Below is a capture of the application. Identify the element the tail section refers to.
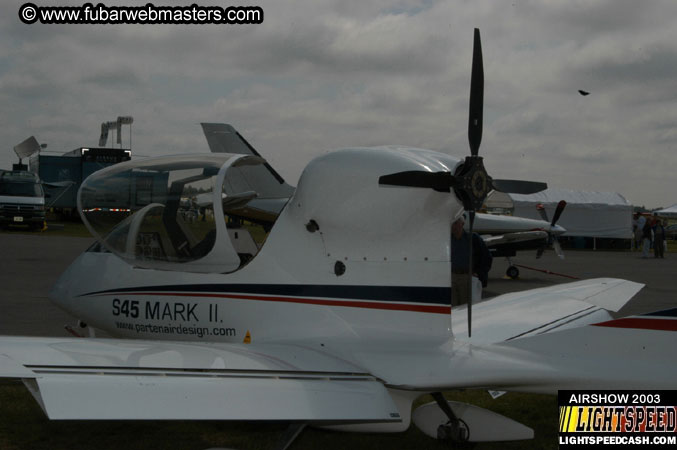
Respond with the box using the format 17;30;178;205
200;123;295;196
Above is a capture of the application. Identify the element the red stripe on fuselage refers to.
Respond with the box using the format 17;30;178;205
593;317;677;332
95;291;452;314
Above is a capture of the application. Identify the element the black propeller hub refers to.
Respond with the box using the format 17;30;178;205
453;156;492;211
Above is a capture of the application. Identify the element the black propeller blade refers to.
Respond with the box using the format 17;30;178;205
466;210;475;335
379;172;547;197
551;200;566;226
536;200;566;229
551;200;567;258
378;171;455;193
468;28;484;157
492;179;547;195
462;28;487;337
535;200;567;259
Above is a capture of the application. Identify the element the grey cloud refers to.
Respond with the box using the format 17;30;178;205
80;68;142;87
1;0;677;207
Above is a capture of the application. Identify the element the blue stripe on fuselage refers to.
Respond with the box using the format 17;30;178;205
81;284;450;305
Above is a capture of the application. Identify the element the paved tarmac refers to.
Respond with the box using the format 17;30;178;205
486;247;677;317
0;232;675;337
0;232;94;336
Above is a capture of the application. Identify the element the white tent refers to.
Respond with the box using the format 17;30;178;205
655;204;677;218
487;189;633;238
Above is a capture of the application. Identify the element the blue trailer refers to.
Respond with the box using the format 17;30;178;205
30;147;131;215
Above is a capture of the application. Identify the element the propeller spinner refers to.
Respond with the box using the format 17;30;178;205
378;28;547;337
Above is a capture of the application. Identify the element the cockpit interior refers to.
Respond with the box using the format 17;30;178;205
79;154;291;273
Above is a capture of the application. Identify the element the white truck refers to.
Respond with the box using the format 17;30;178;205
0;170;45;230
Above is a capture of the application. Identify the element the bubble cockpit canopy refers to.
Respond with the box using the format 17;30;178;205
79;154;290;273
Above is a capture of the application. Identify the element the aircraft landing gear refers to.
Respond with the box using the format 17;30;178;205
505;257;519;279
432;392;470;445
506;265;519;279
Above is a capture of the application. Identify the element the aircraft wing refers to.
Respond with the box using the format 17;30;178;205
453;277;643;344
328;278;676;393
0;337;399;422
347;308;677;394
42;180;75;188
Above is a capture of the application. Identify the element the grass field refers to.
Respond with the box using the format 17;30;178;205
0;381;558;449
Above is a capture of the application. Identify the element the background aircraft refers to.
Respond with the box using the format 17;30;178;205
473;200;567;278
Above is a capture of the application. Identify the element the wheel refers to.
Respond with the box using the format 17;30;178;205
506;265;519;279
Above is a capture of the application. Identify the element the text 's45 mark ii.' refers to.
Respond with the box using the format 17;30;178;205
112;299;200;322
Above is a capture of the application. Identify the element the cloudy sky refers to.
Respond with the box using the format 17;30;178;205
2;0;676;208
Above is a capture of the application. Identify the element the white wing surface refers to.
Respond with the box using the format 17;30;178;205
335;309;677;394
0;337;399;421
452;277;644;344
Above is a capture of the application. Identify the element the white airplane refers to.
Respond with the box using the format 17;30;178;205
1;29;675;449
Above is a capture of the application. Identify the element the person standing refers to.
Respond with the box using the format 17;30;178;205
642;216;653;259
632;213;641;250
653;218;666;259
635;213;646;251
